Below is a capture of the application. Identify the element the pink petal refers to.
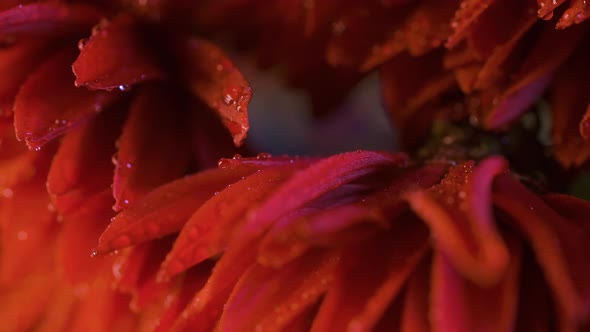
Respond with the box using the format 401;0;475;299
113;85;191;211
237;151;409;239
311;222;429;332
171;35;251;146
0;3;103;39
257;164;445;268
430;233;521;332
160;164;304;280
72;14;166;90
217;250;339;332
95;166;258;255
14;47;119;150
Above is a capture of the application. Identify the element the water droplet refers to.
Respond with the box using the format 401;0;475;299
34;146;41;152
2;188;13;198
112;261;123;279
256;152;272;160
77;38;88;50
17;230;28;241
232;154;242;160
125;162;133;169
119;84;130;91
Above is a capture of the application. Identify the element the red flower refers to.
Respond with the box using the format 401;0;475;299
89;151;589;331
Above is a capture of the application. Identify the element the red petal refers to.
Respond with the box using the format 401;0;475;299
311;222;429;332
171;36;251;146
0;3;103;39
548;40;590;166
0;41;50;117
14;47;119;150
113;85;191;211
95;166;258;254
446;0;494;48
537;0;567;19
47;102;125;216
160;164;303;280
72;14;166;90
0;121;38;188
407;159;509;285
400;258;431;332
556;0;590;29
56;190;116;284
217;250;339;332
581;104;590;140
430;233;521;332
171;239;258;332
493;174;590;321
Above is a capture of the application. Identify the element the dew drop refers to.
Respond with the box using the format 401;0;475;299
232;154;242;160
125;162;133;169
77;38;88;50
2;188;13;198
34;146;41;152
17;230;28;241
119;84;130;91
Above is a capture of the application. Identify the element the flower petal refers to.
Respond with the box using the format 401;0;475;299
400;258;431;332
484;23;588;128
237;151;409;238
113;85;191;211
407;159;510;285
311;222;429;332
0;41;50;117
72;14;166;90
160;164;305;280
14;47;119;150
493;174;590;322
95;166;259;255
47;102;125;216
556;0;590;29
217;250;339;332
171;35;251;146
430;232;521;332
0;3;103;39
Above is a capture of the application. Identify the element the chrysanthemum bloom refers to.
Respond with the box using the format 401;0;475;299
86;150;589;331
1;1;590;332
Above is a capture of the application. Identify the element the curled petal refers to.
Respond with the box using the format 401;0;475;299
493;174;590;322
113;85;191;211
0;3;103;39
14;47;119;150
430;233;521;332
237;151;409;239
172;36;251;146
72;14;166;90
407;159;509;285
95;166;259;255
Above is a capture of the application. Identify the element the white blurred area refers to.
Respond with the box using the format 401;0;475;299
240;60;398;156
